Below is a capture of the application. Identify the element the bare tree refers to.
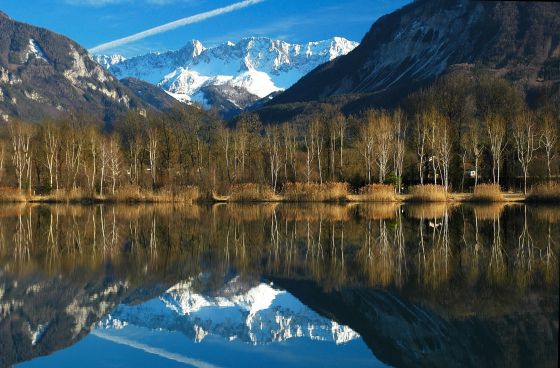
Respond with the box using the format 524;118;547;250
436;114;452;192
373;111;393;183
415;113;429;184
108;135;122;194
99;137;110;196
338;114;346;178
282;123;297;182
42;122;60;191
311;117;325;185
63;123;83;190
464;120;483;187
147;126;159;189
0;140;5;184
513;111;539;194
233;123;249;182
265;125;282;191
359;112;376;184
217;124;231;181
8;121;34;191
393;110;406;193
485;113;507;185
427;109;440;185
303;121;316;183
540;112;558;181
128;133;143;186
326;110;345;181
84;126;99;194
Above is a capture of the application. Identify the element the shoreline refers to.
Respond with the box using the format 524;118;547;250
0;192;555;204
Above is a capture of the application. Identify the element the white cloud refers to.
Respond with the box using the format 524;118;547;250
90;0;265;53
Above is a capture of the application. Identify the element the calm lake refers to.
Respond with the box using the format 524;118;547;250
0;203;558;367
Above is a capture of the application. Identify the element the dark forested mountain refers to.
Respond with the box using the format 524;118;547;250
271;0;560;107
0;11;172;123
119;77;186;112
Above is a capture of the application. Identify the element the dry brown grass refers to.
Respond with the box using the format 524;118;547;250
23;185;201;203
228;183;280;202
0;187;28;202
408;185;447;202
28;188;92;203
469;184;505;202
526;183;560;203
281;182;350;202
351;184;397;202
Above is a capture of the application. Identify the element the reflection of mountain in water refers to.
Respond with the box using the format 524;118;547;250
98;277;359;346
0;204;558;367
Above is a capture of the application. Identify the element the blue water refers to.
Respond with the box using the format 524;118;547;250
19;283;386;368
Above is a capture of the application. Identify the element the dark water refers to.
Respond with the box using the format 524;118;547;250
0;203;557;368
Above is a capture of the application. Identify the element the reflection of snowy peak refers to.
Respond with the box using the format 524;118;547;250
98;278;359;346
95;37;358;111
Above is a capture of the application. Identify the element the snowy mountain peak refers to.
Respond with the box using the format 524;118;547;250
95;54;127;69
96;36;358;113
177;39;206;59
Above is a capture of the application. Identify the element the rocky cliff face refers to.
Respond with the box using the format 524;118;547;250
271;0;560;105
0;12;168;123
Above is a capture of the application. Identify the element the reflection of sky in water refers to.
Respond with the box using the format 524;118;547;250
19;279;386;368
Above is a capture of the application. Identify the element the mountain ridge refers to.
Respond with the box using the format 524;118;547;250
96;36;358;114
0;11;190;123
270;0;560;106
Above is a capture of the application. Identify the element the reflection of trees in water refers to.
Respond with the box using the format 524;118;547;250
543;221;558;285
415;205;451;289
488;215;507;286
0;203;557;292
13;207;32;263
514;207;535;288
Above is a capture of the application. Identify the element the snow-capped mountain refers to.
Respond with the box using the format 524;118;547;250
95;37;358;113
97;277;360;346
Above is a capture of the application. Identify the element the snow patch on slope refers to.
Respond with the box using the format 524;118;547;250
24;39;47;63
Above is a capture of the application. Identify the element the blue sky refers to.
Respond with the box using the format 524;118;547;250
1;0;410;57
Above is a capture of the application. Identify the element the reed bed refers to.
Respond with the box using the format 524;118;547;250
103;185;200;203
281;182;350;202
468;184;505;202
526;183;560;203
228;183;280;202
19;185;202;203
408;185;447;202
0;187;29;202
350;184;397;202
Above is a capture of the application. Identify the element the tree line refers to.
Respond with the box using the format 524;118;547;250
0;72;558;197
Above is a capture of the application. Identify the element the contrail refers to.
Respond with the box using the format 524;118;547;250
92;331;222;368
89;0;265;53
